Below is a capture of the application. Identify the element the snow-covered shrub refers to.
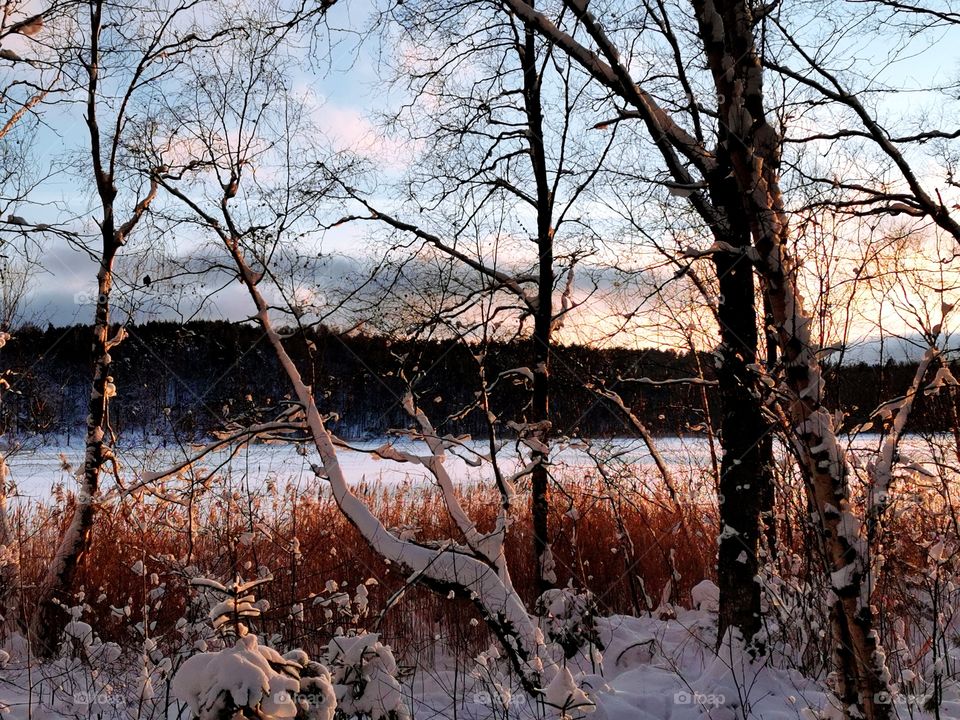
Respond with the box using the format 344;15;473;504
542;666;595;719
690;579;719;612
55;600;123;667
296;656;339;720
536;585;603;659
471;594;599;719
884;534;960;716
195;574;274;639
172;574;337;720
309;578;378;630
325;633;408;720
173;632;336;720
28;600;130;719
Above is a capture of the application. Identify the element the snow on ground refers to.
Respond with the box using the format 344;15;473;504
3;432;954;719
414;608;836;720
0;602;839;720
577;611;829;720
7;600;953;720
5;432;927;503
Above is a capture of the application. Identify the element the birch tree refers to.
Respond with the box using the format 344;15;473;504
25;0;242;655
144;31;556;692
488;0;942;716
0;0;70;143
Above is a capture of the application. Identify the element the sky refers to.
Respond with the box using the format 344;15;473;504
6;0;396;326
4;0;960;358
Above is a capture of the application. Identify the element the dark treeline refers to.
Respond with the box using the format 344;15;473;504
0;321;955;441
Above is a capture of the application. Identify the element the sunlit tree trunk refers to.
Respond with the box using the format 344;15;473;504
28;0;155;654
0;452;17;630
692;0;892;713
29;246;120;654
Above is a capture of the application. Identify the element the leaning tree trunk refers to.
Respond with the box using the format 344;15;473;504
218;237;548;691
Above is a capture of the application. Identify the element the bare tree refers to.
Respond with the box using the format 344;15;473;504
25;0;242;655
473;0;781;658
488;0;940;716
328;0;621;597
145;31;557;691
765;2;960;240
0;0;71;142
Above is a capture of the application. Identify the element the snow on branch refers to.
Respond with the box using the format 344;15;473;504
398;389;507;567
179;214;551;692
616;375;718;387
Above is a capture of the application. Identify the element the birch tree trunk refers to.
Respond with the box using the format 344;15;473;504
690;0;893;713
496;1;893;715
225;242;547;690
0;451;18;631
27;0;155;654
29;249;119;655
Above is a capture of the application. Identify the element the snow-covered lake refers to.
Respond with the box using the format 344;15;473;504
4;435;719;502
4;431;947;503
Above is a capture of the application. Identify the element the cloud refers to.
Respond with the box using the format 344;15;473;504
301;90;415;170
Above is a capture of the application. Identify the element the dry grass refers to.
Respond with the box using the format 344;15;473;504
4;463;718;658
5;443;955;671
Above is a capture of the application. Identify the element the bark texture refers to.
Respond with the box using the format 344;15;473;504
28;0;155;654
498;0;894;715
0;452;18;630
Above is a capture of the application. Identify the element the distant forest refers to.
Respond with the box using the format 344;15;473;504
0;321;955;441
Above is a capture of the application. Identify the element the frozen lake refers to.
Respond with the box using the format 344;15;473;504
3;431;947;503
3;435;719;502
